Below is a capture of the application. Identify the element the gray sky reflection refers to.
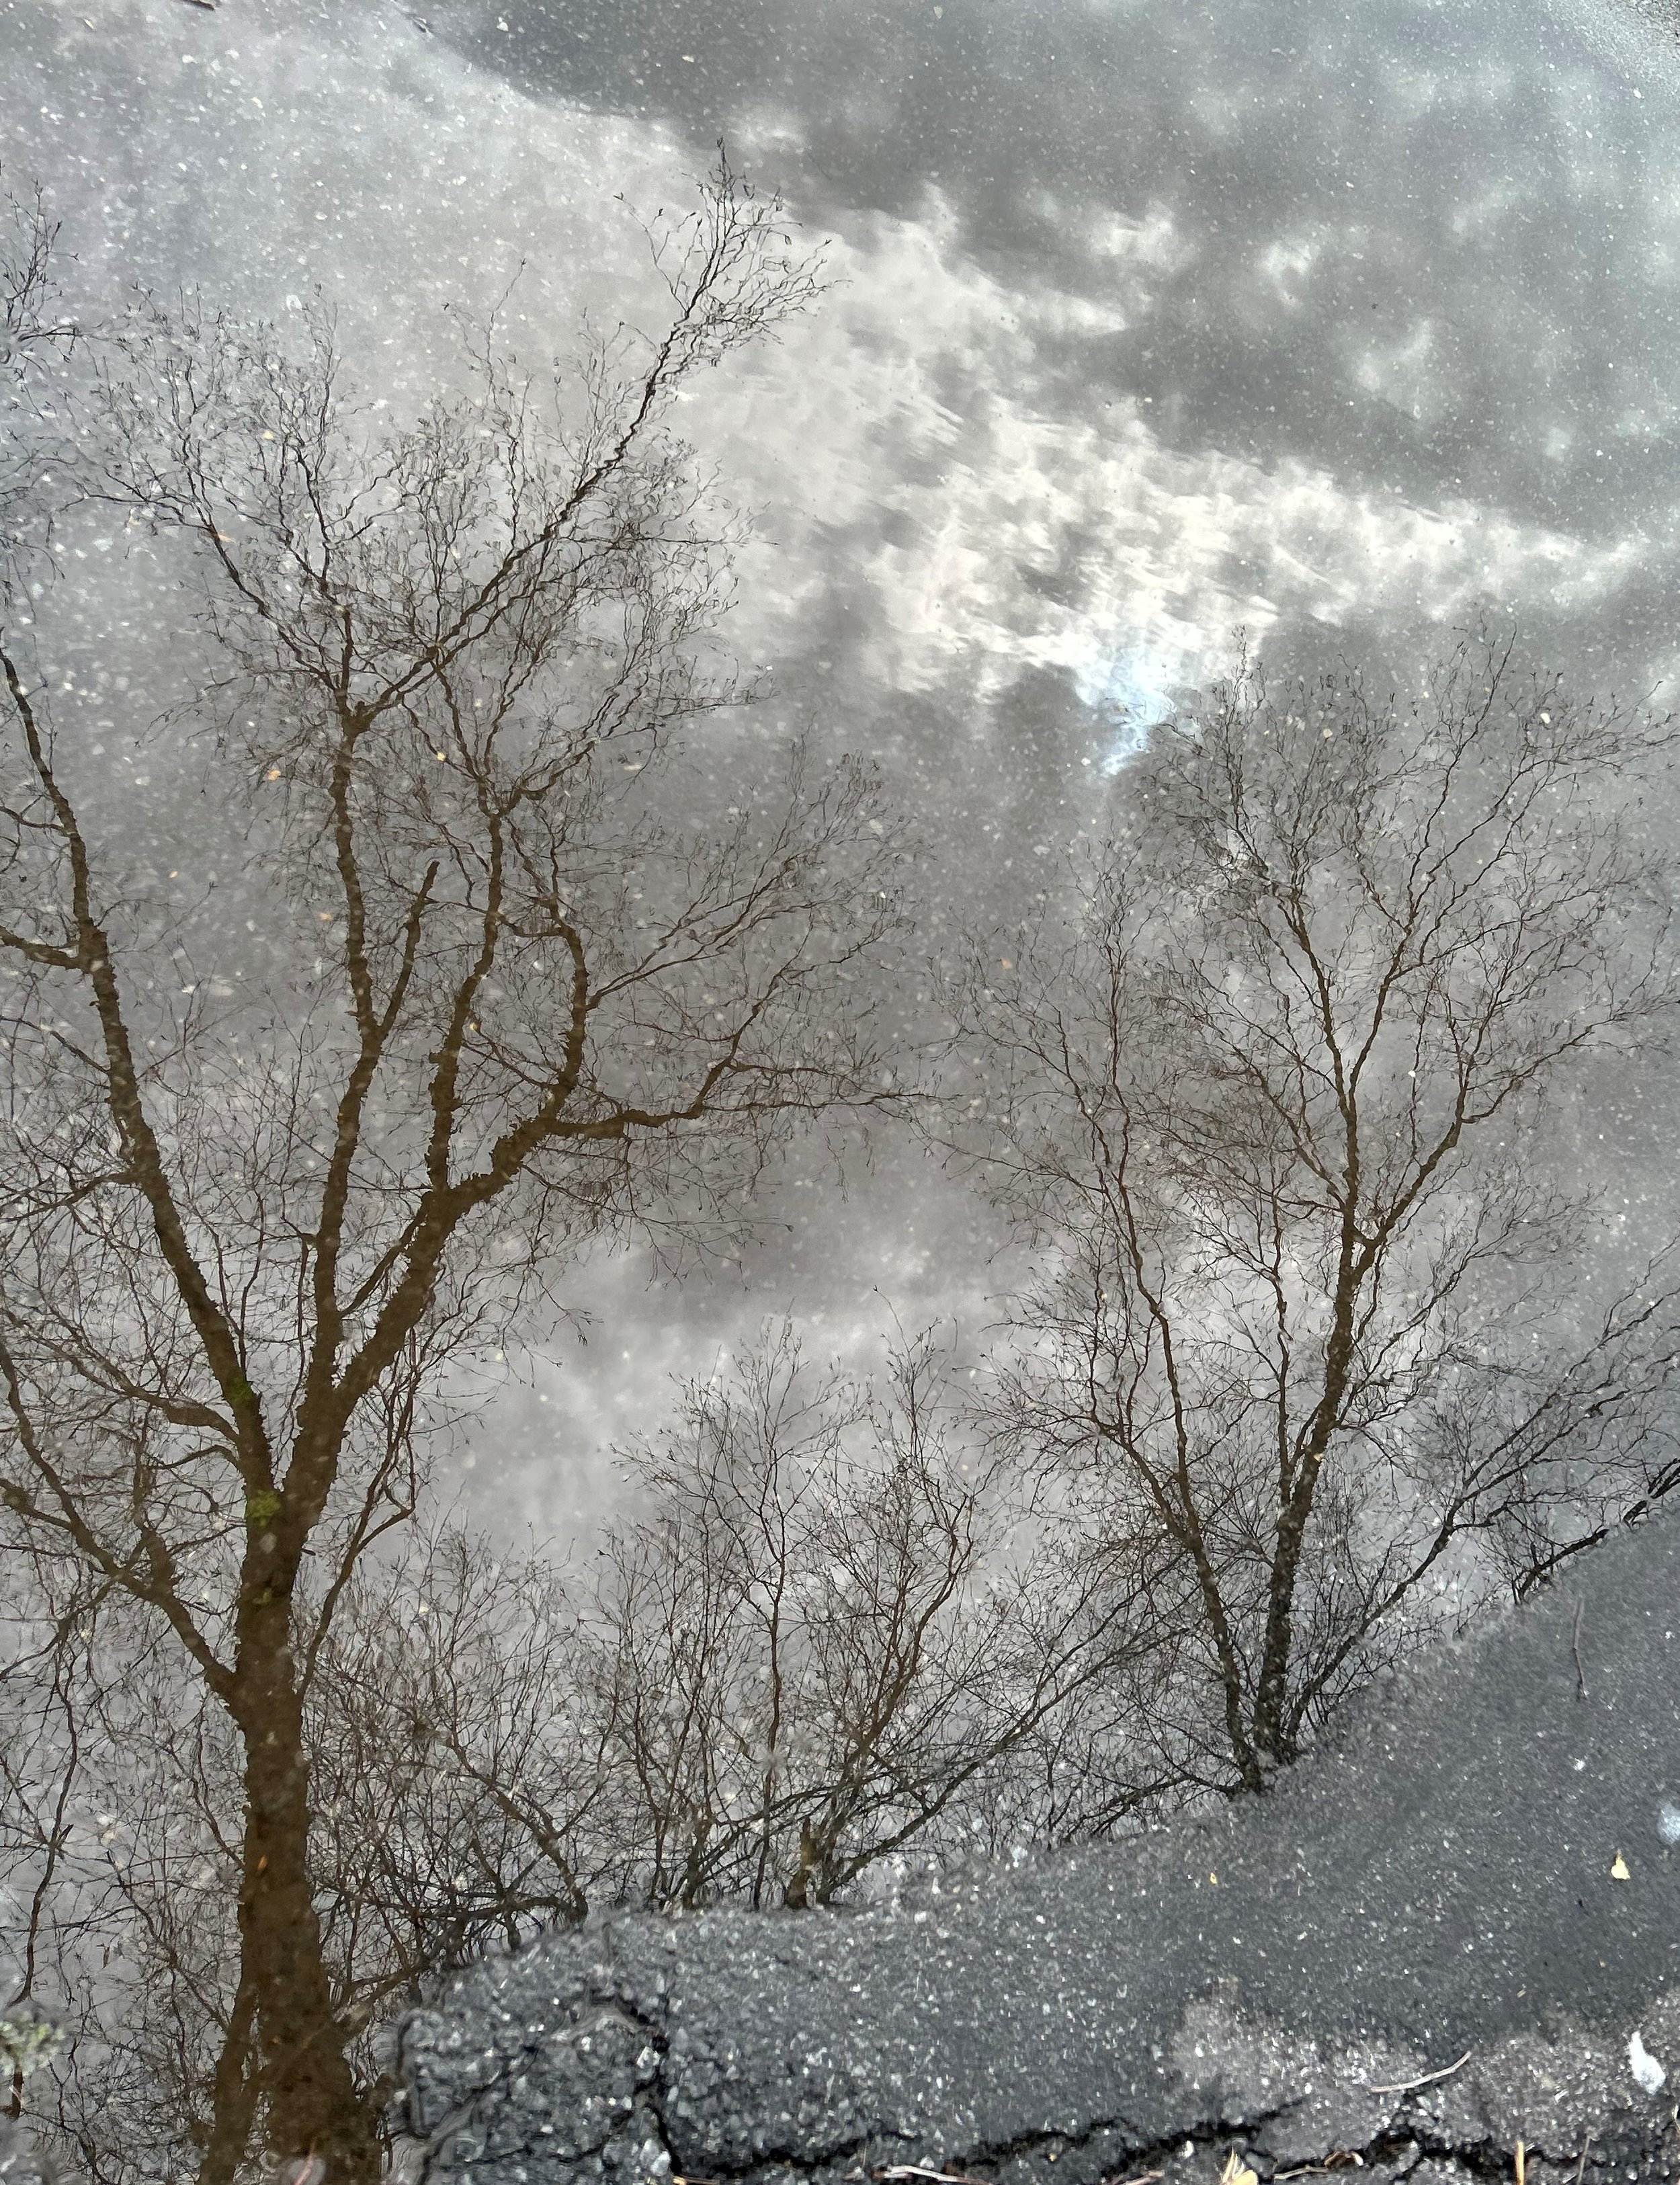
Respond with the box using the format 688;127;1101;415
7;0;1680;1532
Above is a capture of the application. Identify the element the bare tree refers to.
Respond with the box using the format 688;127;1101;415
0;1530;612;2185
579;1321;1167;1909
0;1325;1177;2185
308;1531;614;1988
0;1565;257;2185
952;628;1680;1792
0;155;905;2183
0;179;67;374
1;171;75;590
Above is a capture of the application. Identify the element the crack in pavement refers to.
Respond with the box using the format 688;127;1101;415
396;1971;1680;2185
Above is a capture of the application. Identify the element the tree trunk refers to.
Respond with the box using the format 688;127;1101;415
1251;1280;1358;1771
228;1600;378;2185
1249;1454;1325;1770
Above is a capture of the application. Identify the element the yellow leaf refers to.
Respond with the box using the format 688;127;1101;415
1218;2157;1259;2185
1611;1853;1631;1881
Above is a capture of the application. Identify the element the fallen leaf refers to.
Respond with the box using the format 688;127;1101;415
1611;1852;1631;1881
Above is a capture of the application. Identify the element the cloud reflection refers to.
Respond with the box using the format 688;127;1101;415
9;0;1680;1514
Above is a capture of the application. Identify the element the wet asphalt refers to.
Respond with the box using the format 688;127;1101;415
400;1508;1680;2184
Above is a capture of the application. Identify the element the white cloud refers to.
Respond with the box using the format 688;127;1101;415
698;194;1644;718
1257;231;1323;304
21;0;1652;748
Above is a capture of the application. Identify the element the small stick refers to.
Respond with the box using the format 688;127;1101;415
1516;2141;1527;2185
1572;1598;1589;1700
1574;2131;1593;2181
1368;2047;1472;2096
875;2170;994;2185
874;2165;1166;2185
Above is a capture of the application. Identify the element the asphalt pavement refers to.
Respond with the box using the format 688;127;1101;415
398;1508;1680;2185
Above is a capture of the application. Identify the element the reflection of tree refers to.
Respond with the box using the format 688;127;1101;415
1;171;75;587
0;156;902;2183
569;1322;1170;1911
1;133;1679;2185
1;1313;1177;2185
956;630;1680;1789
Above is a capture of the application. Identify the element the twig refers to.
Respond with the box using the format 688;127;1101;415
876;2172;1165;2185
1367;2047;1472;2096
875;2170;994;2185
1574;2131;1592;2182
1516;2141;1527;2185
1572;1598;1589;1700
